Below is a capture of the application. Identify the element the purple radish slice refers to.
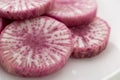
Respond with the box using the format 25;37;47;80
70;17;110;58
0;0;54;20
0;16;73;77
47;0;97;26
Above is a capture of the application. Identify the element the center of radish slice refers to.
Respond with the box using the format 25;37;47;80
56;0;76;4
25;34;46;49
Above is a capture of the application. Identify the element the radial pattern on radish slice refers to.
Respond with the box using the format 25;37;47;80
0;16;73;77
0;0;54;20
70;17;110;58
47;0;97;26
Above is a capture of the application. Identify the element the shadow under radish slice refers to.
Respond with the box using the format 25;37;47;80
0;18;5;32
0;18;12;33
70;17;111;58
0;0;54;20
0;16;73;77
47;0;97;27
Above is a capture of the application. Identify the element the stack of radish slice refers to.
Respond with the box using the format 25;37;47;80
0;0;110;77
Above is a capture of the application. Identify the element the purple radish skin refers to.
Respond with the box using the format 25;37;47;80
0;16;73;77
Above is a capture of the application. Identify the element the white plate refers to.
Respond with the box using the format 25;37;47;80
0;0;120;80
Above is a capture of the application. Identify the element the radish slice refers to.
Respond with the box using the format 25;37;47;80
47;0;97;26
0;0;54;20
70;17;110;58
0;16;73;77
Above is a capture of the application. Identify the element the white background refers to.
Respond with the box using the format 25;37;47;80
0;0;120;80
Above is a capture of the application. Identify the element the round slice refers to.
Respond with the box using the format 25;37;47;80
70;17;110;58
0;0;54;20
0;16;73;77
47;0;97;26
